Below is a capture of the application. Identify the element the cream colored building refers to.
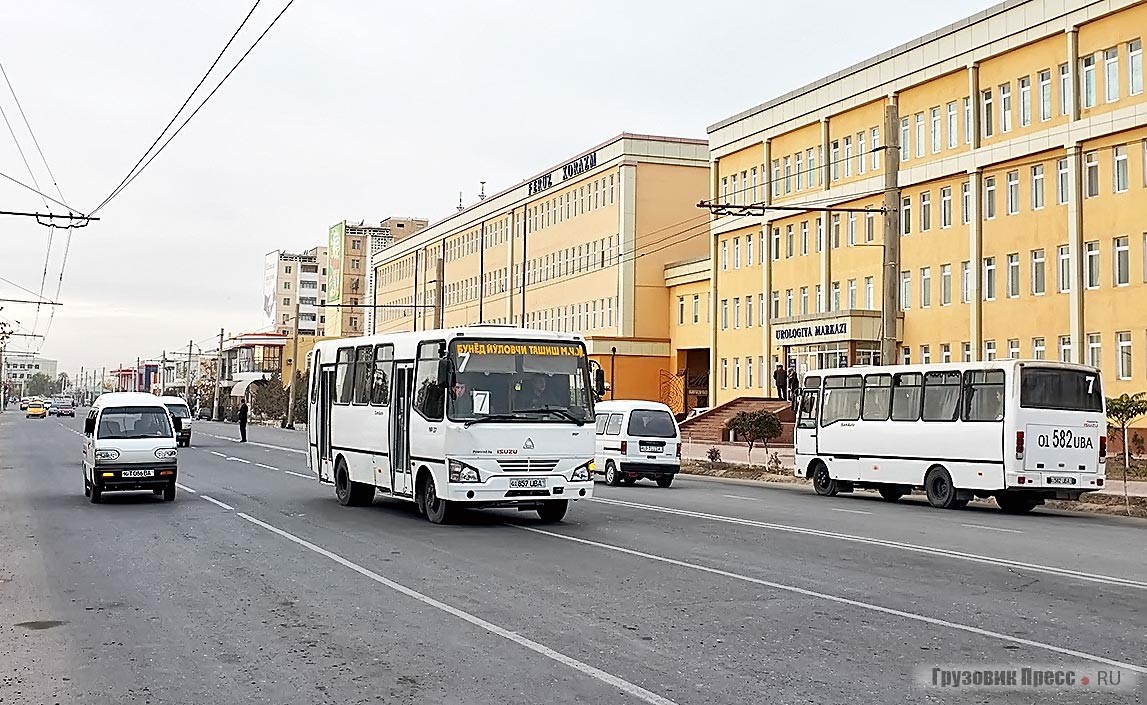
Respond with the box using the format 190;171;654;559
370;133;710;403
328;217;428;338
703;0;1147;416
264;246;327;337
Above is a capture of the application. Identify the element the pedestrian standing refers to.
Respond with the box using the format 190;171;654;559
773;364;788;401
788;367;800;407
238;398;249;442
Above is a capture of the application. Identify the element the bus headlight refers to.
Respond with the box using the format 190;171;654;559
94;449;120;462
448;459;481;483
570;461;594;482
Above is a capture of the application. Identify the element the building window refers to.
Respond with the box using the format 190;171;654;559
1117;332;1133;379
1032;249;1046;295
1005;171;1018;215
786;225;795;258
930;107;941;153
1059;335;1073;363
921;345;931;364
985;340;997;361
746;296;754;327
1000;83;1012;132
721;359;728;388
1033;337;1046;360
964;97;973;143
771;291;780;319
830;141;840;181
920;267;931;308
1088;333;1102;369
961;181;971;224
678;297;685;325
1038;69;1052;121
848;212;856;246
1059;63;1072;116
733;237;741;268
733;298;741;328
793;154;803;191
1131;39;1143;96
865;211;875;242
842;137;852;178
1082;54;1097;108
720;299;728;329
816;218;824;252
807;148;817;187
857;131;866;175
901;348;911;365
981;89;994;138
962;342;973;363
1019;76;1032;127
915;112;925;157
1057;158;1069;204
800;287;809;315
746;357;754;389
1085;152;1099;198
1085;241;1100;289
871;127;880;170
1031;165;1045;210
864;276;874;309
733;358;741;389
1105;47;1120;103
831;282;841;311
1057;244;1071;293
746;233;754;266
786;289;793;317
721;240;728;270
832;214;841;248
940;186;952;228
940;264;952;306
901;196;911;235
800;221;809;256
815;284;823;313
984;177;996;219
1114;236;1130;286
946;101;958;149
784;156;793;193
1007;253;1020;298
900;117;910;160
847;279;857;309
920;191;931;231
961;261;971;303
1114;145;1129;193
772;228;780;260
983;257;996;301
941;343;952;363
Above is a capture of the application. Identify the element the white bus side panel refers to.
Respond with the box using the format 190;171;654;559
329;404;391;489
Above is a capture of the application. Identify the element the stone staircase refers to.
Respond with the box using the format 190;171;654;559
679;397;796;446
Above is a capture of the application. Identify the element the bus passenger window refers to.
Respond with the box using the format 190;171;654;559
922;371;962;421
861;374;891;421
413;342;445;421
820;376;862;425
797;391;819;428
963;369;1005;421
335;347;355;404
353;345;373;405
890;373;922;421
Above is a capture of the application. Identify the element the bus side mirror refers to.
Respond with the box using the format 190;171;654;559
594;368;606;397
84;418;95;436
437;358;451;389
173;416;183;432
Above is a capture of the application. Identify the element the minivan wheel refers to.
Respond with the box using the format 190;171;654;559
162;483;176;502
655;475;674;488
604;462;621;487
89;484;102;504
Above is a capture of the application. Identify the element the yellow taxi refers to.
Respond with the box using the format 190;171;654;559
26;400;48;419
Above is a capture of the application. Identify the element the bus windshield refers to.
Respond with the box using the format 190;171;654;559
447;339;593;423
1019;367;1103;412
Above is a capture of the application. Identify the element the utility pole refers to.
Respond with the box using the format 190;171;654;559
135;356;141;392
187;339;194;410
880;102;902;366
161;351;166;395
285;301;300;429
212;328;224;421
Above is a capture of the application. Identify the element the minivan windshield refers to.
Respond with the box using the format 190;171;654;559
627;409;677;438
164;403;191;418
1019;367;1103;412
98;406;174;439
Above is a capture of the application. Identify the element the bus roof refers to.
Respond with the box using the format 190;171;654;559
311;326;587;357
802;359;1099;379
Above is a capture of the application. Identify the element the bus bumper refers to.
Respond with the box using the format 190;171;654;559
1005;470;1105;495
444;477;594;503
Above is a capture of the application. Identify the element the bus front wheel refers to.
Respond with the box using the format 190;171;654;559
536;500;568;523
924;467;963;509
421;474;455;525
812;463;838;497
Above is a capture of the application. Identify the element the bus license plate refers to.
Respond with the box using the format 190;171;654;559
1046;476;1076;485
121;469;154;478
509;478;546;489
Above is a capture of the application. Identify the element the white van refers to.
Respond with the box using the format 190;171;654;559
594;400;681;488
159;395;193;447
82;392;181;503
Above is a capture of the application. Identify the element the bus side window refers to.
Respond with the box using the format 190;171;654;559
335;347;355;404
412;341;446;421
820;375;862;426
310;350;321;405
890;373;923;421
797;391;819;428
922;371;962;421
963;369;1006;421
861;374;892;421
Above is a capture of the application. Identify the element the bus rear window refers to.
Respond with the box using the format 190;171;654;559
1020;367;1103;412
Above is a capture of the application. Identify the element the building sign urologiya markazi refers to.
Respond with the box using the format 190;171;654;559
774;321;849;343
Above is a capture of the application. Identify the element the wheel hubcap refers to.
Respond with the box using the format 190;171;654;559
426;481;438;512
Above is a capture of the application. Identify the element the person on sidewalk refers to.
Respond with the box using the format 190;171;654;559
238;399;249;442
773;364;788;401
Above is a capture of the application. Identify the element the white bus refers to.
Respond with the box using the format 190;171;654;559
794;360;1106;514
307;326;604;524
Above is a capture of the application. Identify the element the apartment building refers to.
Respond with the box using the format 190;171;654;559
264;246;328;337
2;355;58;393
329;217;428;338
370;133;710;402
705;0;1147;407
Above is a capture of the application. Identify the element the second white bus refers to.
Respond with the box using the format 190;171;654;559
794;360;1107;514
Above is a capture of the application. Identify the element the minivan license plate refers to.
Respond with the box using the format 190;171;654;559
639;442;662;453
121;469;154;478
1046;476;1076;485
509;478;545;489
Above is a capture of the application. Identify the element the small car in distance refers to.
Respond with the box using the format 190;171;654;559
55;400;76;417
196;406;213;421
19;397;31;411
26;400;48;419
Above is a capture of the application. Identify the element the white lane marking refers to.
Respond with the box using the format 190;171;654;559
830;508;872;515
721;494;760;502
236;512;677;705
589;497;1147;590
962;523;1024;534
209;451;227;458
226;457;251;464
175;483;197;494
206;433;304;455
255;463;279;471
57;423;81;435
200;495;234;511
515;525;1147;675
284;471;312;479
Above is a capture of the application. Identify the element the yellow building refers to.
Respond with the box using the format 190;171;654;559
328;217;428;337
705;0;1147;416
370;133;710;403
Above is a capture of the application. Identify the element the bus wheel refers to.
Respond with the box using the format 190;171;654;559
335;460;374;507
422;475;454;525
924;467;961;509
996;493;1038;514
812;463;838;497
604;462;621;487
536;500;568;523
878;486;905;502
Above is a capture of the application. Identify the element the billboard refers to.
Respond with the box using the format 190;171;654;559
328;222;344;305
263;251;280;326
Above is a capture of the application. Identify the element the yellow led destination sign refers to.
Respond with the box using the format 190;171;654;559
455;342;583;357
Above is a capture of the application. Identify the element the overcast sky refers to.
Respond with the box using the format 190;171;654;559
0;0;996;377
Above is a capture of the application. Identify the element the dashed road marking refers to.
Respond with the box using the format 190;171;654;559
284;471;312;479
175;483;197;494
830;508;872;515
200;495;234;511
255;463;278;471
961;523;1024;534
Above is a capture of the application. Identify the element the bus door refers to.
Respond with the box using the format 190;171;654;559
795;386;820;458
391;362;414;497
317;365;336;484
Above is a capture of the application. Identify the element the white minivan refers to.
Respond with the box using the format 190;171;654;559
82;393;181;503
594;400;681;488
159;395;193;447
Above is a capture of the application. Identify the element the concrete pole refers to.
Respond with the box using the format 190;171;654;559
187;340;194;409
880;101;902;366
212;328;224;421
285;300;300;429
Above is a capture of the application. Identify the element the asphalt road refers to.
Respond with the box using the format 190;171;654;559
2;412;1145;704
